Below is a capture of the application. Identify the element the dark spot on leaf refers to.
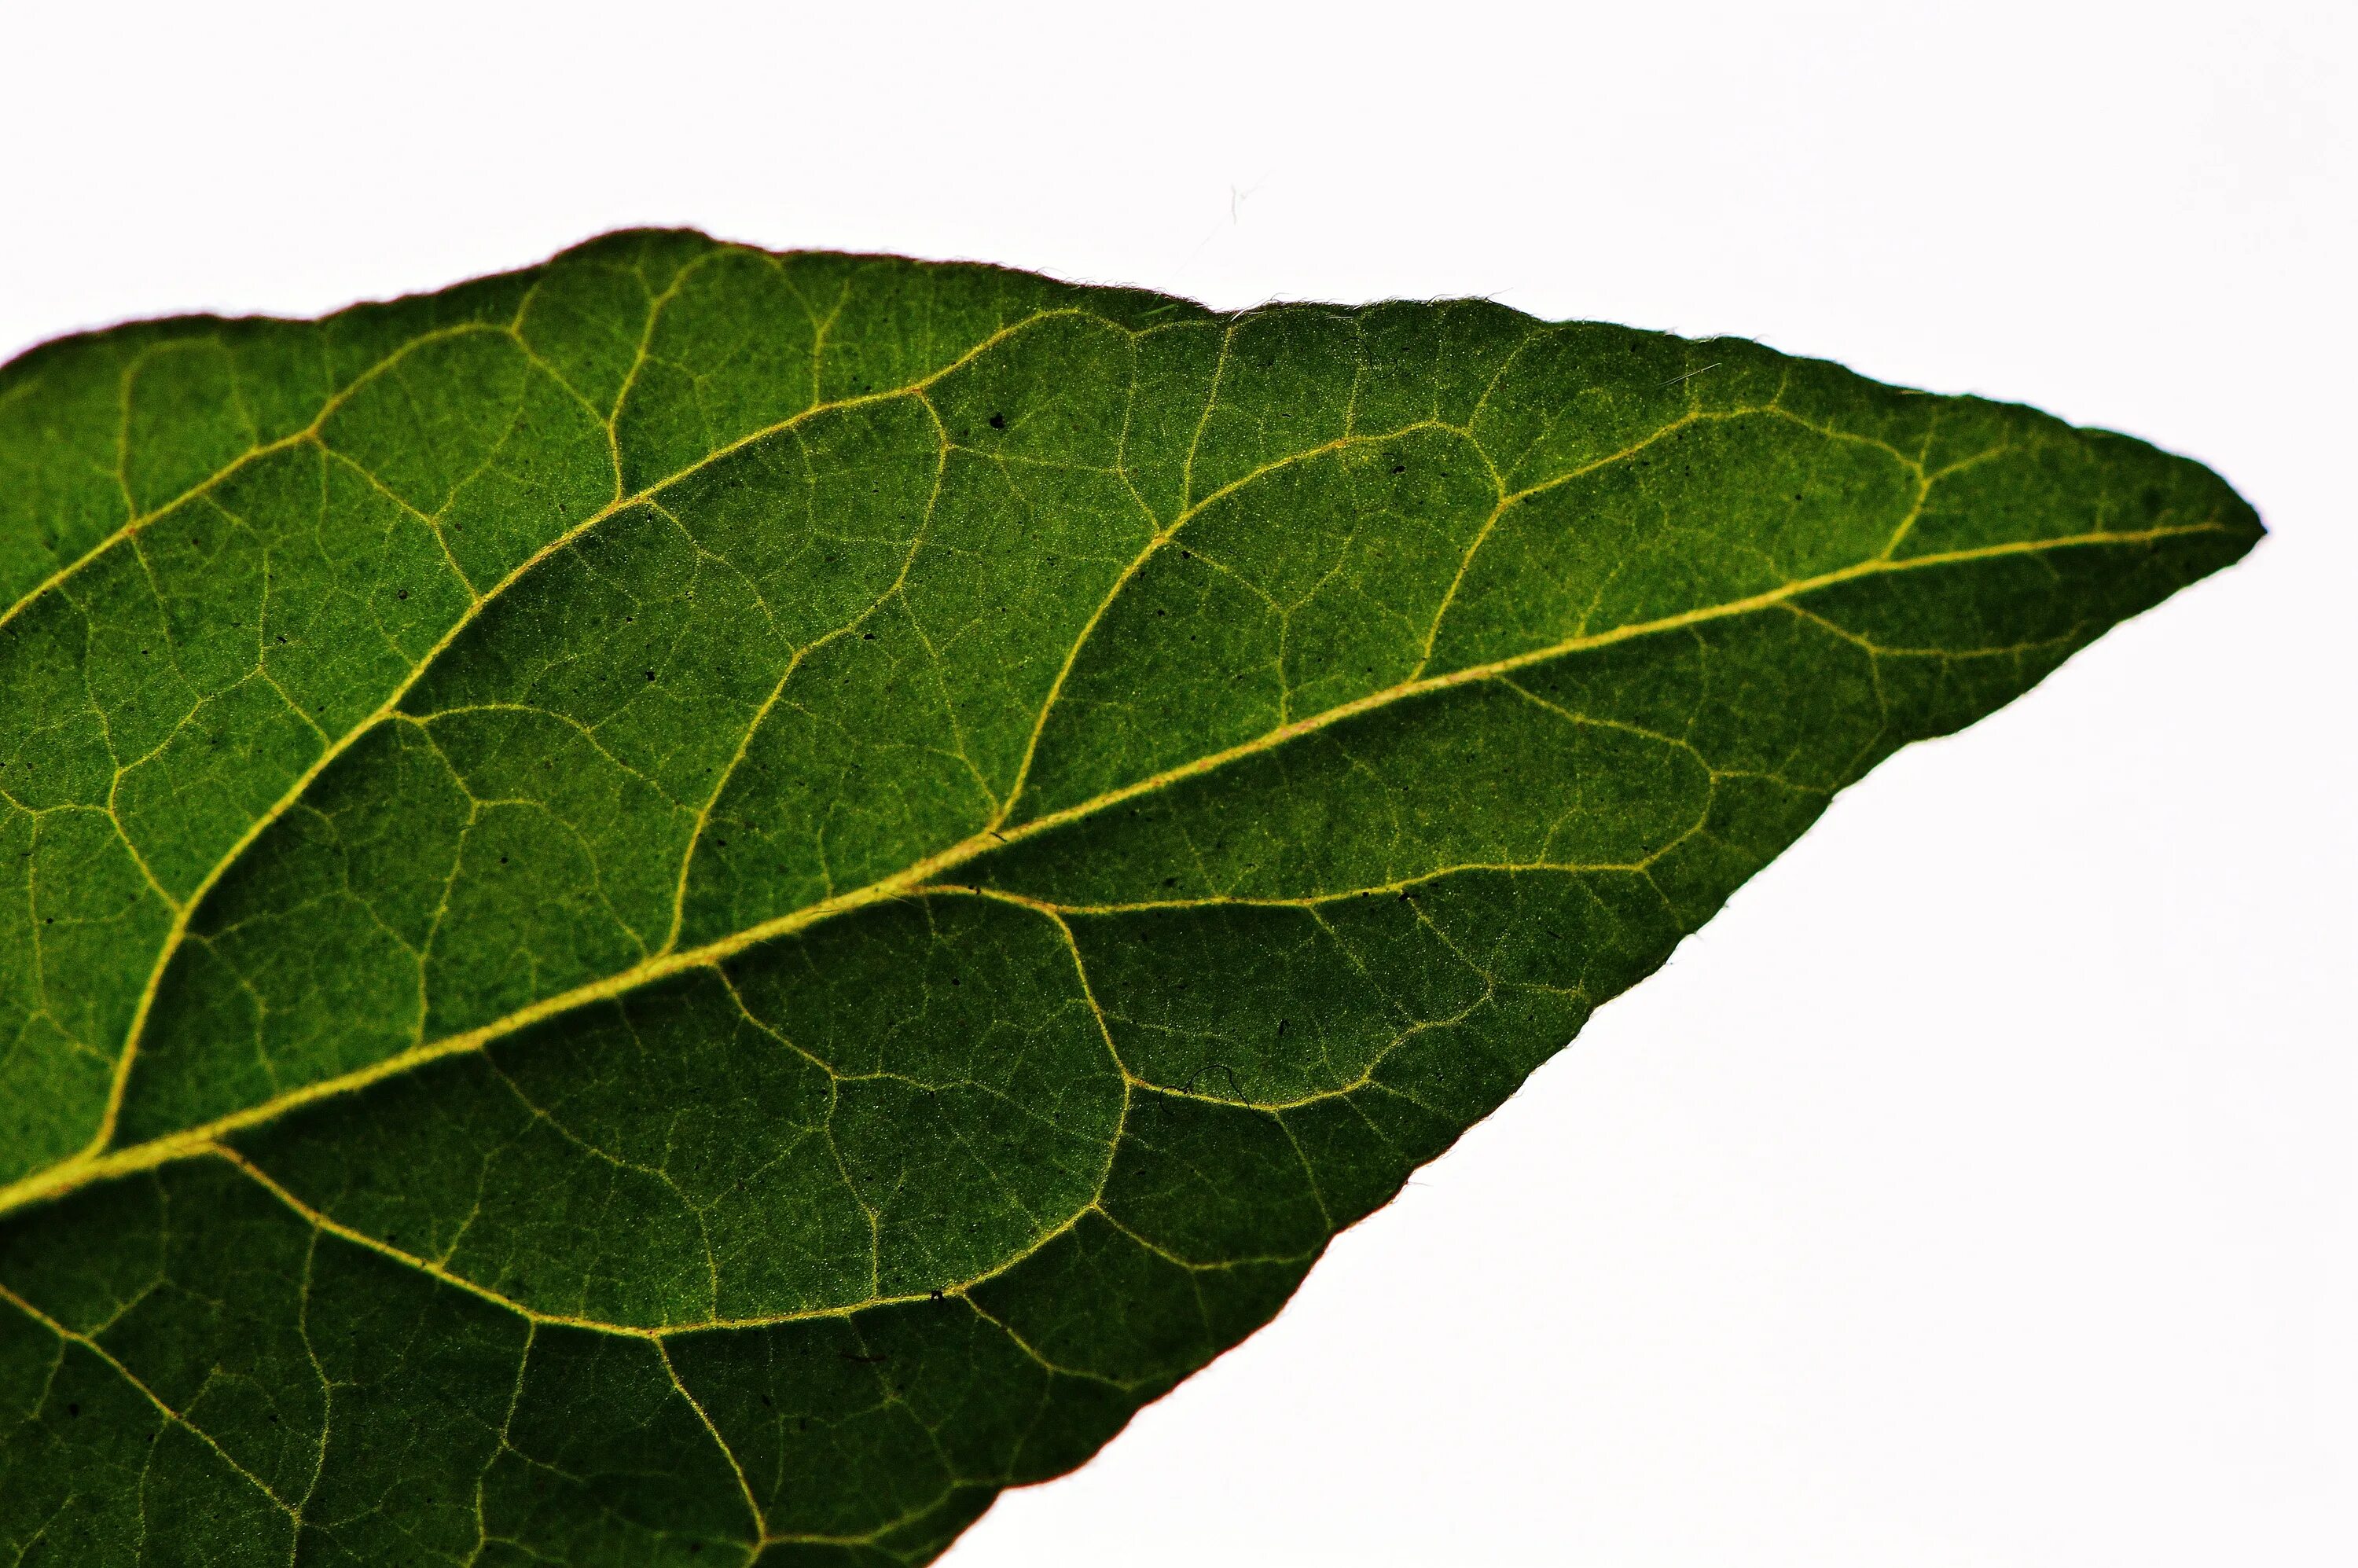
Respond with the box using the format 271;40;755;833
988;413;1005;430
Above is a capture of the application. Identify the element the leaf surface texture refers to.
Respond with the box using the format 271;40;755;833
0;231;2257;1565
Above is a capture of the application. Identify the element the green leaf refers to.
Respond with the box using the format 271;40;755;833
0;230;2256;1565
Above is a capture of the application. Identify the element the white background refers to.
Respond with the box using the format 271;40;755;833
5;2;2352;1562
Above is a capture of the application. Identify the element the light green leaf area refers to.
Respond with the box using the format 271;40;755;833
0;230;2255;1564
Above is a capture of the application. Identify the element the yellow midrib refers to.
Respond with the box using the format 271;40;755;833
0;517;2235;1227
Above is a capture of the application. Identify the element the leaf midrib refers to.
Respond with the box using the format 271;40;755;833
0;516;2232;1230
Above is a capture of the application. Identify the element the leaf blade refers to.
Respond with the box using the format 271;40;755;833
0;230;2258;1565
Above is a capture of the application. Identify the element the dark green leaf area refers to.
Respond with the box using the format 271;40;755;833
0;230;2257;1563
